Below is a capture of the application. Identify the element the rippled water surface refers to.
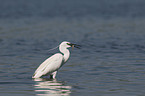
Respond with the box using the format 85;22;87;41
1;0;145;96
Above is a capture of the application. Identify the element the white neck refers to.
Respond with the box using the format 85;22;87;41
59;46;70;63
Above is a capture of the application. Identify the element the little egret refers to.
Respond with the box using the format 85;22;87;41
32;41;80;79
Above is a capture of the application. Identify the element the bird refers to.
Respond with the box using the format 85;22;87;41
32;41;80;79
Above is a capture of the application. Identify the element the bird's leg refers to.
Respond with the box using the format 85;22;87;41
50;71;57;79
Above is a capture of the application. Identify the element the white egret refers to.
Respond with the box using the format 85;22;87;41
32;41;80;79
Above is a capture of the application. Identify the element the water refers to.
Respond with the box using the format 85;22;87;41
1;0;145;96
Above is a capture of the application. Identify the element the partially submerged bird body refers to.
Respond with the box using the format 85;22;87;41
32;53;63;78
32;41;78;79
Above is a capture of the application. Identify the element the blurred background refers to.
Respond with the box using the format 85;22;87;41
0;0;145;96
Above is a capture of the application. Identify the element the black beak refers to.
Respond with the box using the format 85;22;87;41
68;43;81;49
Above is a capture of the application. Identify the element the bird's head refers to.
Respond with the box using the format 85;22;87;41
60;41;81;49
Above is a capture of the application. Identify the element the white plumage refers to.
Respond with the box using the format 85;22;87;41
32;41;79;79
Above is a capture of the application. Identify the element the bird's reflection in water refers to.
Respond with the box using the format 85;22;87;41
33;78;71;96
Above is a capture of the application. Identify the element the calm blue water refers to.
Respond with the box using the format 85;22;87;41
1;0;145;96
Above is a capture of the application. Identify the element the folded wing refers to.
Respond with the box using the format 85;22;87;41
32;53;63;78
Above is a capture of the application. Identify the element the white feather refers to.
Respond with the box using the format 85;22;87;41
32;41;74;79
32;53;63;78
